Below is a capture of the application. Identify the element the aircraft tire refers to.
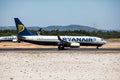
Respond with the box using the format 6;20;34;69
58;44;64;50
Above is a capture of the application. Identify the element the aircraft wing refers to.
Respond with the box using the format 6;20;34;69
57;36;80;47
18;36;26;40
57;35;71;46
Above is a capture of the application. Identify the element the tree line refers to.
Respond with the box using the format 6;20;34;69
0;30;120;39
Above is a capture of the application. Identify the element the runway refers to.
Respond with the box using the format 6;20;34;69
0;46;120;80
0;48;120;52
0;48;120;80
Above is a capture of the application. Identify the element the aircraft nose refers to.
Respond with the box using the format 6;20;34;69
103;40;107;44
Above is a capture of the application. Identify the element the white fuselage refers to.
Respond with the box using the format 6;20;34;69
21;35;106;46
0;36;17;42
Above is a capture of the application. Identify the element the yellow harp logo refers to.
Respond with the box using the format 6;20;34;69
18;24;25;33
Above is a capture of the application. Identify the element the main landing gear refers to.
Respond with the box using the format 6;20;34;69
58;44;65;50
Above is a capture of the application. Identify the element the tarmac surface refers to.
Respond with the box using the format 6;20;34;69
0;49;120;80
0;48;120;52
0;48;120;80
0;42;120;80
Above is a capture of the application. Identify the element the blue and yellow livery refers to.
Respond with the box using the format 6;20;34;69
14;18;37;36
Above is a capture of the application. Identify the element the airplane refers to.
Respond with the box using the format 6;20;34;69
0;35;17;42
14;18;106;50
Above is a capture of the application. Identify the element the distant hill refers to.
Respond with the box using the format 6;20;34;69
0;25;99;32
0;26;15;30
43;25;98;31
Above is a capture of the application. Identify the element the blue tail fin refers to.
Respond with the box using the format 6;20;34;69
14;18;36;36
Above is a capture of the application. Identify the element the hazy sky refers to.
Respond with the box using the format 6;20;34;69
0;0;120;30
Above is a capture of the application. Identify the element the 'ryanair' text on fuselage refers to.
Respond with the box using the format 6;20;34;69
62;37;96;42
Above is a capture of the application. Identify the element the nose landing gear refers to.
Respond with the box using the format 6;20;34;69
96;46;99;49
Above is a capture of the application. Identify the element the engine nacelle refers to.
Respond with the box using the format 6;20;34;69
70;43;80;48
12;39;18;42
